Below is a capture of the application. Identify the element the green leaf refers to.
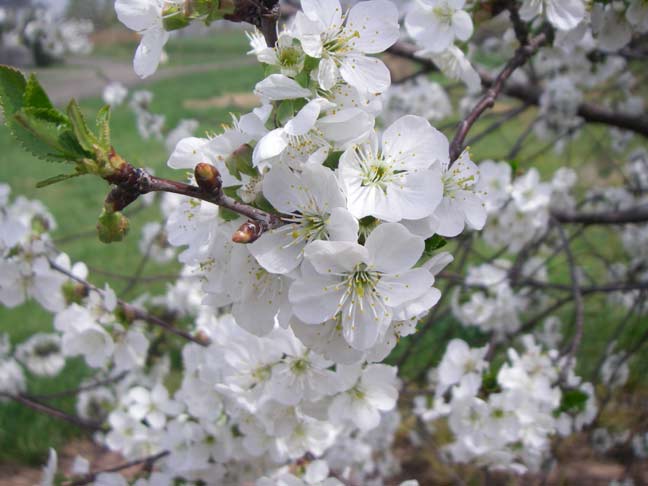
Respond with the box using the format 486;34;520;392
67;99;98;153
36;172;84;188
555;389;589;415
24;74;54;111
219;208;241;222
223;185;242;199
10;110;73;162
416;235;448;267
0;64;26;117
275;100;295;126
303;56;320;75
508;159;519;174
323;150;343;170
23;106;69;126
96;105;112;150
425;235;448;252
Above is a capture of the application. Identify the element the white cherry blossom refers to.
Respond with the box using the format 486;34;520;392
295;0;400;93
338;115;446;222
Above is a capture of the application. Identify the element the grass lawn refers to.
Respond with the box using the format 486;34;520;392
1;31;647;466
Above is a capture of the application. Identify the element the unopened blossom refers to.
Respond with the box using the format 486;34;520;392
338;115;445;222
405;0;474;54
294;0;400;93
250;164;358;274
290;223;433;350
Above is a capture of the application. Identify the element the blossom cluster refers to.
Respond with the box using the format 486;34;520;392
2;0;648;483
414;336;597;473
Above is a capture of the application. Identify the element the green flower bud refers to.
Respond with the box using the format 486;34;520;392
97;209;130;243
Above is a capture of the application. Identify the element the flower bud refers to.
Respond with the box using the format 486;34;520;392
195;163;222;194
232;220;264;244
97;209;130;244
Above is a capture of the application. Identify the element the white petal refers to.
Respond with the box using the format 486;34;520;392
254;74;313;100
376;269;434;307
249;227;304;274
345;0;400;54
339;54;391;94
289;274;344;324
167;137;209;169
382;115;449;170
301;0;342;29
284;99;323;136
327;208;359;242
304;240;368;274
317;58;339;91
253;128;288;166
365;223;424;273
134;28;168;79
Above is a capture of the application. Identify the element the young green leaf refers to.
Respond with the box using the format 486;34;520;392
36;172;84;188
0;64;26;117
96;105;112;150
67;99;98;153
24;74;54;111
417;235;449;267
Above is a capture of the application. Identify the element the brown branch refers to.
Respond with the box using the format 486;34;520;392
449;30;548;161
105;161;282;231
29;371;128;401
552;205;648;225
65;451;170;486
387;41;648;139
0;393;106;432
226;0;280;46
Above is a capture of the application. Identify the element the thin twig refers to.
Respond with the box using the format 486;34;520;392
554;220;584;365
0;393;106;432
65;451;170;486
48;258;209;346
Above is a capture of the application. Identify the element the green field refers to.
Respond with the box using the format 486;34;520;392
0;31;647;466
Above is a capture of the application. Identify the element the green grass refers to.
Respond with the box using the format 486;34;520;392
91;29;253;66
0;32;261;465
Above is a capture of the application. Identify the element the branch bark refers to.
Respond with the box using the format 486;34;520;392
552;205;648;225
0;393;106;432
65;451;170;486
449;30;548;161
387;41;648;139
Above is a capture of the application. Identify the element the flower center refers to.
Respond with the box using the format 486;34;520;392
432;5;454;24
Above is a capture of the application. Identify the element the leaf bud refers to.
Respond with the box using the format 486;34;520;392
232;220;264;244
195;163;223;194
